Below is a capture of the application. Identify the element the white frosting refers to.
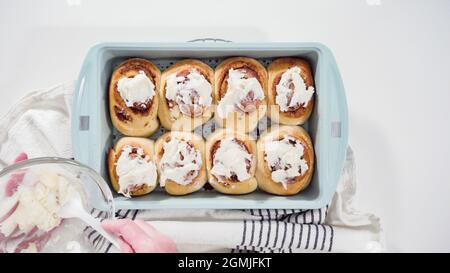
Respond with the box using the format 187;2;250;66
21;243;38;253
165;69;212;117
117;71;155;108
217;69;265;118
275;67;315;112
210;138;253;183
159;138;202;186
0;170;77;237
264;136;309;189
115;145;157;198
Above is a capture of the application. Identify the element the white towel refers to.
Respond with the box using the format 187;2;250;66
0;82;384;253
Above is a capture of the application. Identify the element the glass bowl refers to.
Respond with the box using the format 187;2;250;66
0;157;115;253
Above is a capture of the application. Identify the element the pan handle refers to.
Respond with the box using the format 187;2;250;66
187;38;232;43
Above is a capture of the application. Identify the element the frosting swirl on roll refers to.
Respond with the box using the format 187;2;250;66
211;138;253;183
217;69;265;118
275;67;314;112
115;145;157;198
159;138;202;186
165;68;212;118
264;135;309;189
117;71;156;109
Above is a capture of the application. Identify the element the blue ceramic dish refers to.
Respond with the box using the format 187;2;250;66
72;42;348;209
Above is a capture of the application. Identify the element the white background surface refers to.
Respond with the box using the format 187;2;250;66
1;0;449;252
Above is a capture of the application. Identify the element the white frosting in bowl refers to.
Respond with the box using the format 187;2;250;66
0;170;76;237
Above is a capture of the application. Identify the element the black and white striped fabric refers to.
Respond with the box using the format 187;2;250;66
85;206;333;253
234;208;333;253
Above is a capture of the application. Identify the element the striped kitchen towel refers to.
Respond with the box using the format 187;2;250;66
86;207;333;253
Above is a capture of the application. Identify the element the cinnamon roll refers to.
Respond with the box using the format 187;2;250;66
155;131;207;195
256;126;314;195
109;58;160;136
267;58;315;125
107;137;158;197
158;59;214;131
205;129;257;195
214;57;267;133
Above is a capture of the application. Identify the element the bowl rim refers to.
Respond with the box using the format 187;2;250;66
0;157;115;218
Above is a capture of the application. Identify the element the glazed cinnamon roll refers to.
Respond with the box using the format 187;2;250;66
214;57;267;133
158;59;214;131
256;126;314;195
108;137;158;197
155;131;207;195
109;58;160;137
267;58;315;125
205;129;257;195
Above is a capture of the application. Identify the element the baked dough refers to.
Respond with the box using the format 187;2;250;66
109;58;160;136
267;58;315;125
108;137;157;197
256;125;314;195
214;57;267;133
155;131;207;195
158;59;214;132
205;129;257;194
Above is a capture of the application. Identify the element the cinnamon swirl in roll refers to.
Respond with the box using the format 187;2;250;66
256;126;314;195
205;129;257;195
108;137;158;198
158;59;214;131
109;58;160;136
155;131;207;195
214;57;267;133
267;58;315;125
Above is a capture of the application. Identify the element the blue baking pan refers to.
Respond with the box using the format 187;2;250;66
72;42;348;210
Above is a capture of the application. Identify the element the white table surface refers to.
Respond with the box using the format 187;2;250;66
1;0;449;252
